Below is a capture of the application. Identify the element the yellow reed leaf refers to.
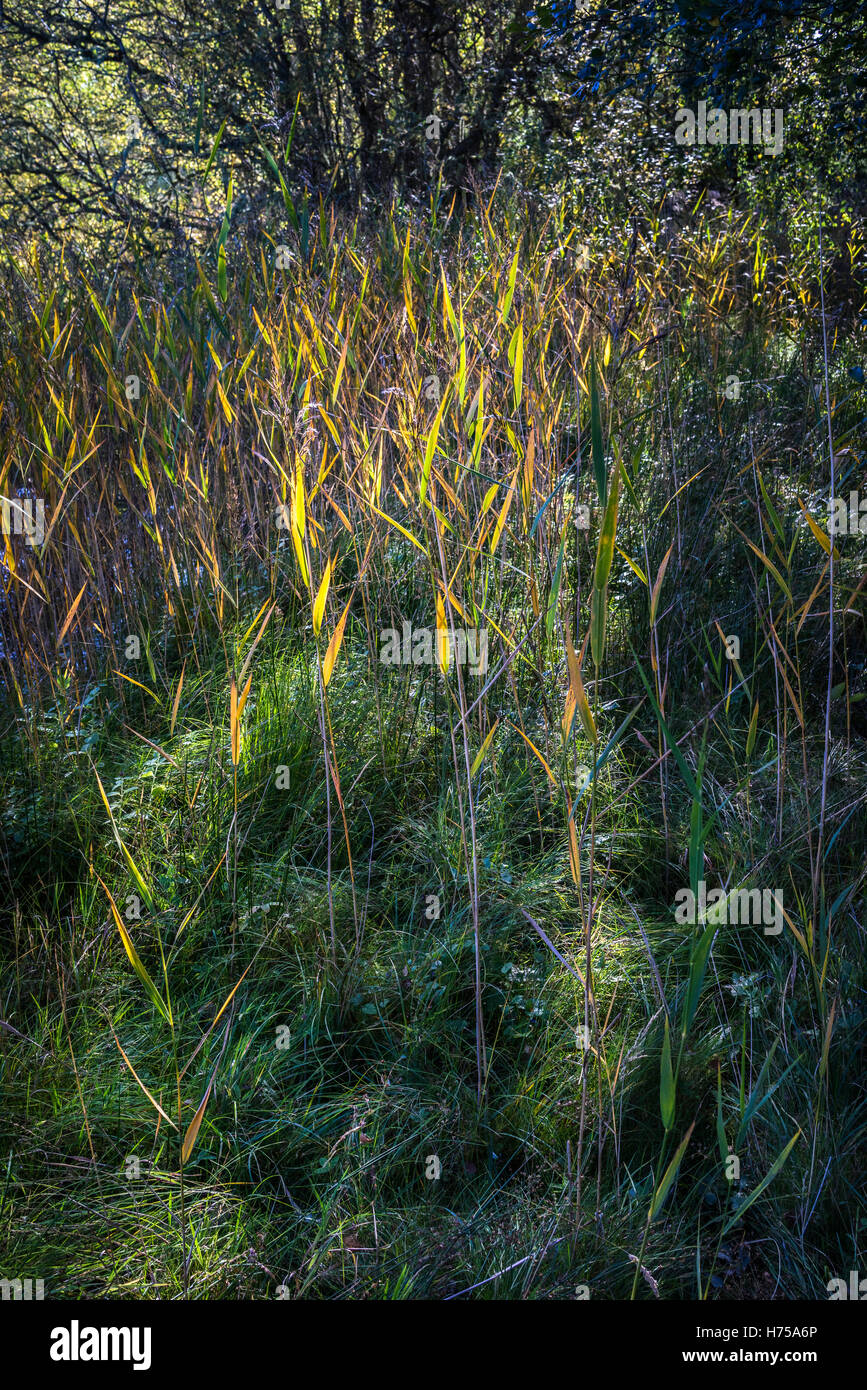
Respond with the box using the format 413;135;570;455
313;560;332;636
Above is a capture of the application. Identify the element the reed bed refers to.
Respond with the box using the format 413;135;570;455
1;181;865;1298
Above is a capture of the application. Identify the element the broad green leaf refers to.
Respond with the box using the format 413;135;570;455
682;918;716;1040
745;701;759;758
590;584;607;669
660;1014;675;1130
589;352;606;505
650;1122;695;1220
203;119;227;181
285;94;301;162
716;1062;729;1172
721;1131;801;1236
594;461;621;592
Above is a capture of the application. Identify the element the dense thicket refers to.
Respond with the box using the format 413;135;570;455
1;1;864;248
